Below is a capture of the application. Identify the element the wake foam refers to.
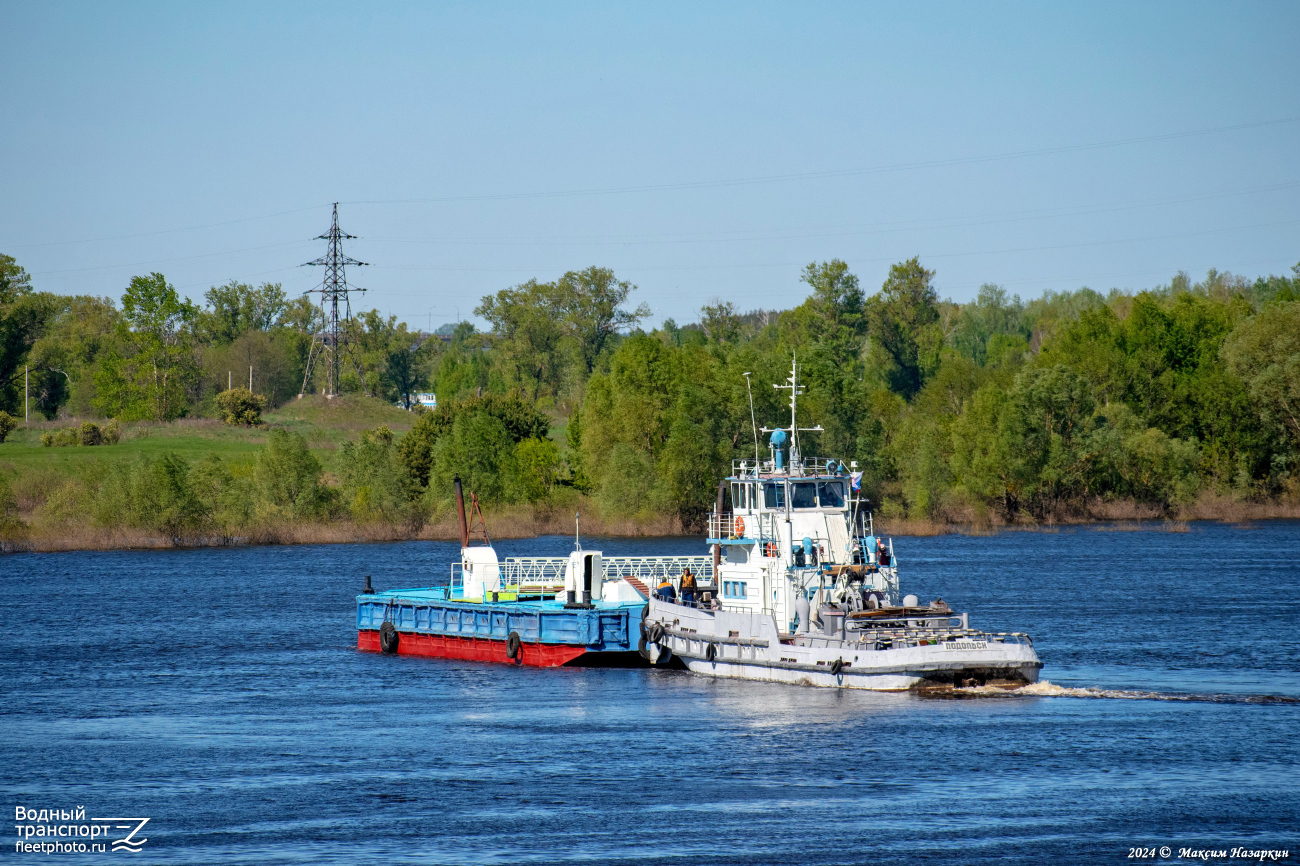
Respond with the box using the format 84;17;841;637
952;679;1299;704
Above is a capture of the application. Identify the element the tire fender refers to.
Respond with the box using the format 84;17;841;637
380;621;399;655
506;630;522;661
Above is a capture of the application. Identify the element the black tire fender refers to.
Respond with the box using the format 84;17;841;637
638;636;651;661
506;631;522;661
705;642;718;662
655;644;673;666
379;621;399;655
647;622;665;644
829;658;844;676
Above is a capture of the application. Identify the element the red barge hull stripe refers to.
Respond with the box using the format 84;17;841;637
357;629;587;667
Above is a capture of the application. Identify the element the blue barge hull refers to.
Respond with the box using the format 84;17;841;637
357;588;645;666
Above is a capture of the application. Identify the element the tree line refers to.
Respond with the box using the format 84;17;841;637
2;250;1298;536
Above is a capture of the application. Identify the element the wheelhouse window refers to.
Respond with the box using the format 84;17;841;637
817;480;846;508
791;482;817;509
763;481;786;509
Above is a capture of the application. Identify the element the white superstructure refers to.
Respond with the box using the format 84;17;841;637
642;358;1042;691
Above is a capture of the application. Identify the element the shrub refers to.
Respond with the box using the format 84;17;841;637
94;453;207;536
100;419;123;445
79;422;102;446
0;472;23;535
515;436;562;502
338;426;421;525
216;387;268;426
0;411;15;443
40;429;79;448
255;429;333;520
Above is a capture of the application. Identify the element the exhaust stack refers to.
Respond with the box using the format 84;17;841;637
454;475;469;548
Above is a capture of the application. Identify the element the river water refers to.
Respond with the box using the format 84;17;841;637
2;522;1297;864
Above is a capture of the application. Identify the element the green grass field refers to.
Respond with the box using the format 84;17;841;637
0;395;419;478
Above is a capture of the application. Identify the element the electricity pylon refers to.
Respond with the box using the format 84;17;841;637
300;203;367;397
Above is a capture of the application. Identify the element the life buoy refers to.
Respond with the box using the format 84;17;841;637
829;658;844;676
506;631;522;661
733;517;745;537
705;642;718;662
380;621;399;654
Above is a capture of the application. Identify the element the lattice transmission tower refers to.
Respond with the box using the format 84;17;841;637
299;203;367;397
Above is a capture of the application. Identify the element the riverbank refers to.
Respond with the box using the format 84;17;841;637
5;496;1298;552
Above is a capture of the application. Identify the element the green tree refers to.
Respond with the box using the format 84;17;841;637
475;281;569;398
338;426;421;524
950;284;1029;366
0;255;62;417
94;273;198;421
557;266;650;375
428;413;519;505
1221;301;1300;451
515;436;562;502
398;392;550;490
256;429;333;520
865;257;942;400
198;281;290;344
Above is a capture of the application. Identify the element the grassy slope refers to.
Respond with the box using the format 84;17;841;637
0;395;417;481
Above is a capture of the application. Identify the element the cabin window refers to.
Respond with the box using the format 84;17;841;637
731;483;741;510
763;481;786;509
723;580;748;599
817;481;846;508
791;482;817;509
746;482;756;509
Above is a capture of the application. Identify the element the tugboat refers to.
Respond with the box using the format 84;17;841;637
641;359;1042;691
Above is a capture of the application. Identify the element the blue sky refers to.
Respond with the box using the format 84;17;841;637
2;1;1297;329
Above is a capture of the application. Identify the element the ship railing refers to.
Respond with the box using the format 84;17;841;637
448;555;717;599
729;457;851;477
708;511;742;540
609;555;714;585
499;557;568;595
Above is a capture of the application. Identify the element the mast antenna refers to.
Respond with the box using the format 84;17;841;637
761;355;822;469
743;372;759;469
300;203;368;398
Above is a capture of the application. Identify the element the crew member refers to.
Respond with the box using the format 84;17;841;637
655;577;677;602
877;539;891;567
680;567;698;607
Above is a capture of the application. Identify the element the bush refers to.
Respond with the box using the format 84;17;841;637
0;472;23;535
0;411;15;443
338;426;421;525
40;429;79;448
94;453;207;536
255;429;333;520
216;387;268;426
79;421;101;446
515;437;562;502
101;419;122;444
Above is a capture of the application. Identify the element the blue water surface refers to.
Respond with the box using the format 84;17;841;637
2;522;1297;864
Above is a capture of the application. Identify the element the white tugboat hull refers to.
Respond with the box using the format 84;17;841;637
647;599;1041;692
